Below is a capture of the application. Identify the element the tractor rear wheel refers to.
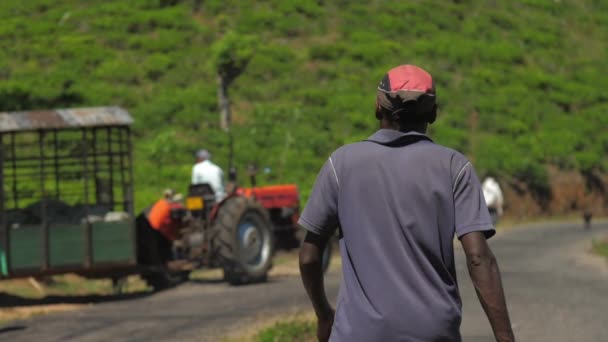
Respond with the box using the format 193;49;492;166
211;196;274;285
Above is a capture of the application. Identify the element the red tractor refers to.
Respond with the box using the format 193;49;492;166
181;182;301;285
138;170;321;289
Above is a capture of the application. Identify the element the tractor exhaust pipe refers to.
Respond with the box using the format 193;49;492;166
247;163;258;188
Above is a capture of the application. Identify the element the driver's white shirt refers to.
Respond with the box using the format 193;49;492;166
192;160;226;201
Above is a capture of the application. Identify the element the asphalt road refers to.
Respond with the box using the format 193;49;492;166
2;220;607;341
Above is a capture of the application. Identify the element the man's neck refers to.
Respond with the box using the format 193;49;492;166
379;119;427;134
399;128;427;134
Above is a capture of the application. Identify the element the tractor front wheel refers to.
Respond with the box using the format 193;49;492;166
211;196;274;285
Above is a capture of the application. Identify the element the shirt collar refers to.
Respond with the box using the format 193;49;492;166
366;129;433;145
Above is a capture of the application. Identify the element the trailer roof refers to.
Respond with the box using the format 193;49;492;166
0;107;133;133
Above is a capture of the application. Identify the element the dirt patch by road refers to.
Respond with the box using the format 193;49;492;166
0;304;83;324
502;167;608;218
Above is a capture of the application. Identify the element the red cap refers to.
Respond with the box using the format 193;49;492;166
376;65;436;120
380;65;434;93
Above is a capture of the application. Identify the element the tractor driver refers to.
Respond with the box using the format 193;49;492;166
191;149;226;201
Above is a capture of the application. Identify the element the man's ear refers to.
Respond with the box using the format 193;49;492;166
375;107;383;120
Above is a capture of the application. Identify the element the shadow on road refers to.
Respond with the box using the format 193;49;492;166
189;276;284;286
0;325;27;334
0;276;284;309
189;278;225;285
0;290;155;308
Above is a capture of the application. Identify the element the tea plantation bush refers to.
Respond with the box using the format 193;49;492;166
0;0;606;209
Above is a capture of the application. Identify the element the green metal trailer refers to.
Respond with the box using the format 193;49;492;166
0;107;137;280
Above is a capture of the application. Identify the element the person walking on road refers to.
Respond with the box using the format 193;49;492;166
299;65;514;342
482;176;505;225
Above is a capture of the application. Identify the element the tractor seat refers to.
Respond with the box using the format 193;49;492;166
186;183;216;217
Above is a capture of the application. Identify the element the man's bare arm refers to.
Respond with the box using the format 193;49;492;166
299;231;334;341
461;231;514;342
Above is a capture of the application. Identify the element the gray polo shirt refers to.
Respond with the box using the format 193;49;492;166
299;129;494;342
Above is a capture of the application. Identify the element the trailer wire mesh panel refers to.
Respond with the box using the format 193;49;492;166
0;107;136;277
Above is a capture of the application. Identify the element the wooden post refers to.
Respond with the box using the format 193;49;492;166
218;74;231;132
218;74;236;174
192;0;203;13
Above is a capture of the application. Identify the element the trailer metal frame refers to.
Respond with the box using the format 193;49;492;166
0;107;136;279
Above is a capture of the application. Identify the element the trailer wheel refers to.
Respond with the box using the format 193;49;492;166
111;277;128;294
211;196;274;285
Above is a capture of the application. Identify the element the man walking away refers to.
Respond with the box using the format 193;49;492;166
299;65;514;342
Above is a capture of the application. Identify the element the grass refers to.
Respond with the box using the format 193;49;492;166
254;319;316;342
592;239;608;261
223;311;317;342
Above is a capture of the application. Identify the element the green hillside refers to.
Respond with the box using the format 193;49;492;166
1;0;607;209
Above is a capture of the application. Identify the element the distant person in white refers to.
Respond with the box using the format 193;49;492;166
482;176;504;224
191;149;226;201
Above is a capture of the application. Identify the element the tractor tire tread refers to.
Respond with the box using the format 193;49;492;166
210;196;273;285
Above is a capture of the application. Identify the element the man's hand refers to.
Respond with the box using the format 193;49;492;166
317;307;335;342
299;230;334;341
461;231;515;342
